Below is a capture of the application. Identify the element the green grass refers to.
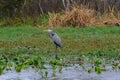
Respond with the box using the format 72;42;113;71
0;25;120;74
0;25;120;50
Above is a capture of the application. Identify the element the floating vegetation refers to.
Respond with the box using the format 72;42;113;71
0;46;120;75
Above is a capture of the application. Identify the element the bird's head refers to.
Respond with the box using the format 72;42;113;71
47;29;52;32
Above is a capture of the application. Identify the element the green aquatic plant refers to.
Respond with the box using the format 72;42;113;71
95;66;102;74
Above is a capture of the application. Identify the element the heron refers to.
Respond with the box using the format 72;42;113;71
44;29;62;49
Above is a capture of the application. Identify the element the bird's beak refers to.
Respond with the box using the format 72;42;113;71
44;30;48;32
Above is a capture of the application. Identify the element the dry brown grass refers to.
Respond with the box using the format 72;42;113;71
48;5;95;27
93;10;120;26
48;5;120;27
102;13;120;26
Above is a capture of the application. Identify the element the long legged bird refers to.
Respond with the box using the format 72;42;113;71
45;29;62;49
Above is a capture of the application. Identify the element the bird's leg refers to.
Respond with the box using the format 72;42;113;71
55;46;58;53
55;46;58;59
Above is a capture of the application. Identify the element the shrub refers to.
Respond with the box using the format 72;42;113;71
48;5;95;27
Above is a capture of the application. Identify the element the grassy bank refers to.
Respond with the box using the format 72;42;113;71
0;25;120;51
0;25;120;74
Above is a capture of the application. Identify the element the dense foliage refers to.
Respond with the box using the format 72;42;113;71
0;0;120;18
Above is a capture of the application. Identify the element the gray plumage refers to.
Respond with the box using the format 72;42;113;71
47;29;62;48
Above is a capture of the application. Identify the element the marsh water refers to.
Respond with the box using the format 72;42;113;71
0;64;120;80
